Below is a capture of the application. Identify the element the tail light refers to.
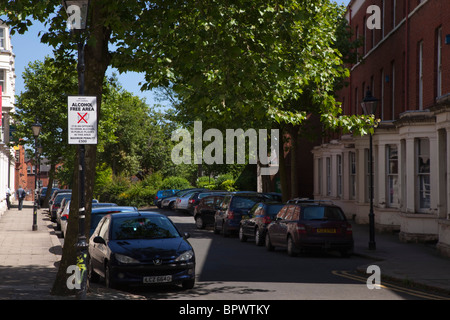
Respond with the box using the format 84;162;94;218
297;224;307;235
346;224;353;235
188;199;195;204
262;216;272;224
227;211;234;220
61;213;69;221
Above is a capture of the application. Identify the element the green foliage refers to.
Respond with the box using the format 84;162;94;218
219;179;237;192
160;176;192;190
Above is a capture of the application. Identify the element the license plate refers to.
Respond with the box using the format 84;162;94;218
143;275;172;284
316;228;336;233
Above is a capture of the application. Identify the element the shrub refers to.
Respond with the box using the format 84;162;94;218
160;176;192;190
220;179;237;191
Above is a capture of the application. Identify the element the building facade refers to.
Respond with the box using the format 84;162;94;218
312;0;450;256
0;21;15;216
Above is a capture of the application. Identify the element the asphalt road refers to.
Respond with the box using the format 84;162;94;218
55;208;448;300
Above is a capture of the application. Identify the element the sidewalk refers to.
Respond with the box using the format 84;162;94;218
1;201;450;299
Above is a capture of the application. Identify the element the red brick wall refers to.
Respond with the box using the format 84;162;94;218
339;0;450;118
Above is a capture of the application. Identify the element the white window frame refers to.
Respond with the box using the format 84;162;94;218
386;145;399;207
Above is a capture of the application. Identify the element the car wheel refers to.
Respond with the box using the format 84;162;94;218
195;216;204;229
169;202;175;210
105;263;116;289
239;225;247;242
255;228;264;246
182;278;195;290
222;222;230;237
213;221;220;234
88;261;100;283
287;236;298;257
265;233;274;251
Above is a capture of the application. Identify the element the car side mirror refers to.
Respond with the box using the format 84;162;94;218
93;236;106;244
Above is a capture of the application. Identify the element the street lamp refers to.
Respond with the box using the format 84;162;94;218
361;88;378;250
63;0;90;299
31;120;42;231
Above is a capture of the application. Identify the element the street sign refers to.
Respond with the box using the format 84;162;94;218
68;96;97;145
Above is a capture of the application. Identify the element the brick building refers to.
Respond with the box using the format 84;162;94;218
311;0;450;256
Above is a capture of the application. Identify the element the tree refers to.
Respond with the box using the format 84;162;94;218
12;56;78;206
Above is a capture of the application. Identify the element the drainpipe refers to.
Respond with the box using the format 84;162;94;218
404;0;410;112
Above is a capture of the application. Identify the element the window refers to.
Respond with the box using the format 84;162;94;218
0;28;4;49
326;157;332;196
416;138;430;209
365;149;371;203
418;41;424;110
337;155;342;198
387;145;399;207
0;69;5;93
349;152;356;199
436;27;442;98
318;158;323;195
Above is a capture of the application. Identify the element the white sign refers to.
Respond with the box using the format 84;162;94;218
68;96;97;145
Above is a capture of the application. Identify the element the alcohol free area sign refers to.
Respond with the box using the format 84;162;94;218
68;96;98;145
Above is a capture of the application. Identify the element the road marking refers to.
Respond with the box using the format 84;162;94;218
332;270;450;300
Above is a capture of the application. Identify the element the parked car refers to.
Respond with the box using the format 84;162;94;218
88;211;196;289
161;188;203;210
263;192;282;202
214;193;267;237
48;189;72;213
239;202;285;245
174;189;208;212
60;202;123;238
154;189;179;208
193;193;228;229
55;196;72;230
187;190;227;216
92;202;118;208
265;201;354;257
50;192;72;222
39;187;59;207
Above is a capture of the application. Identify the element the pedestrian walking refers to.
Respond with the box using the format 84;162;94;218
5;186;11;210
17;186;26;211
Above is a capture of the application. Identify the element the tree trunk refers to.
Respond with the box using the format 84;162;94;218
289;125;300;199
278;124;289;203
51;1;111;296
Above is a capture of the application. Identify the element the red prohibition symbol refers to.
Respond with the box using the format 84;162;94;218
77;112;88;123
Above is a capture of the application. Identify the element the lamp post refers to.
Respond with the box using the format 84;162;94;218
31;121;42;231
361;88;379;250
62;0;90;299
37;143;43;208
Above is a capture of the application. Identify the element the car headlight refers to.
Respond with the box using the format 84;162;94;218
115;253;140;264
175;250;194;262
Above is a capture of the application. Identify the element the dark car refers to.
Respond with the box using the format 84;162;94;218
193;193;228;229
39;187;59;207
50;192;72;222
89;211;196;289
239;202;285;245
154;189;179;208
90;206;138;236
48;189;72;213
214;193;267;237
187;190;227;216
265;202;354;257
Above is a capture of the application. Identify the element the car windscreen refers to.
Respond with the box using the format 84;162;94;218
111;216;180;240
301;206;346;221
231;196;264;209
266;204;284;216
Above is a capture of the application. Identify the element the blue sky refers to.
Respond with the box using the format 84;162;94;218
9;0;350;108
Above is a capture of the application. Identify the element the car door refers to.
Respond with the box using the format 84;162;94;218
243;203;262;235
273;205;295;246
90;216;110;276
215;195;230;230
269;205;288;245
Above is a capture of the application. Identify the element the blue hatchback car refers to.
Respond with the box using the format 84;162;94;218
88;211;195;289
